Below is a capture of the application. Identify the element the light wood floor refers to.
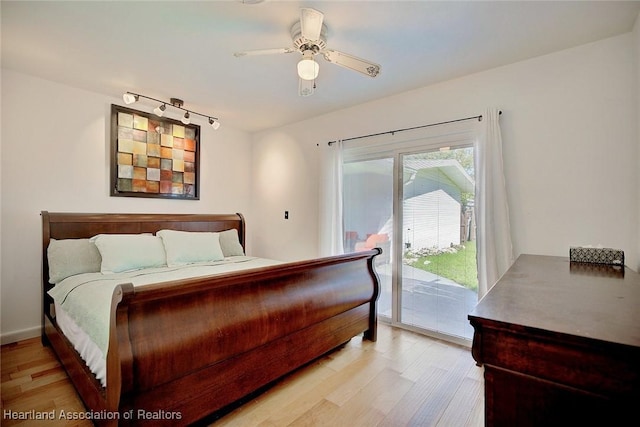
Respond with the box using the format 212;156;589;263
1;324;484;426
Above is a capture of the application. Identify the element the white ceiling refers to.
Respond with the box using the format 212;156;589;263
2;1;639;133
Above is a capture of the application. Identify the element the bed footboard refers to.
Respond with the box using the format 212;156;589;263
111;249;380;425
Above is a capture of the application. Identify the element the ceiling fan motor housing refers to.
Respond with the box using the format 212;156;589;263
291;22;327;54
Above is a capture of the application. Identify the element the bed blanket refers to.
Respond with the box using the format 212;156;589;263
48;257;282;359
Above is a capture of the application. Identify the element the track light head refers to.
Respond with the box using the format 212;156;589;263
208;118;221;130
122;93;139;104
153;104;166;117
181;112;191;125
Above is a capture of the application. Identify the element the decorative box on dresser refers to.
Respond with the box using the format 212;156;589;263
468;254;640;427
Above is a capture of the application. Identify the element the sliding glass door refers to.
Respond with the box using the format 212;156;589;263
399;148;477;340
343;145;478;343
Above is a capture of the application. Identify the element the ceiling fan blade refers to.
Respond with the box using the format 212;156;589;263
234;47;295;57
300;8;324;42
298;78;315;97
322;49;381;78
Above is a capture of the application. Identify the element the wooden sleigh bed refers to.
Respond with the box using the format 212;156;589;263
41;212;381;426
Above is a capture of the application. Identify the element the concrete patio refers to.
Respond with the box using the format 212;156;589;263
375;263;478;341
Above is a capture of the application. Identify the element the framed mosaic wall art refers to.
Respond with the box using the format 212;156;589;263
110;104;200;199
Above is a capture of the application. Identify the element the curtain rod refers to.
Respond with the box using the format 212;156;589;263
327;111;502;146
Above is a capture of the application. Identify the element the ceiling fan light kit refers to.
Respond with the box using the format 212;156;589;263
121;92;221;130
234;7;381;96
297;51;319;80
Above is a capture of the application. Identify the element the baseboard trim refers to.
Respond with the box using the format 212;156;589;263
1;326;40;345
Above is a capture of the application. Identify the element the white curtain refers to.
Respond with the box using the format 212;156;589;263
475;108;514;299
318;140;344;256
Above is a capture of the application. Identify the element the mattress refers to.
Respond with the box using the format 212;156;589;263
49;256;283;387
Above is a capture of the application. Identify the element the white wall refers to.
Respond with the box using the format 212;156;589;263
0;70;254;343
250;127;321;261
252;33;639;272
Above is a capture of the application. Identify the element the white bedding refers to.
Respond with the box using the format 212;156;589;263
49;256;283;387
56;302;108;386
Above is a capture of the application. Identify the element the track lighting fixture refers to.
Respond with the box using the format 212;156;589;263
153;104;166;117
123;93;139;104
208;118;221;130
122;92;220;130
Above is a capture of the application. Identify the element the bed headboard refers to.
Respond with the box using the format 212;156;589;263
41;211;245;293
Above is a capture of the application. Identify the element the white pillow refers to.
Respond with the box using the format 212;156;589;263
219;229;245;257
157;230;224;267
93;234;167;273
47;238;102;284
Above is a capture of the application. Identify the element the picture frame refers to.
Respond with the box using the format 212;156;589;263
110;104;200;200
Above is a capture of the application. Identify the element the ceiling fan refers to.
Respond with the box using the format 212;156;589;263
234;8;381;96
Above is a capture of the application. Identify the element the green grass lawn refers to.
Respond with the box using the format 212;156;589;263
408;241;478;291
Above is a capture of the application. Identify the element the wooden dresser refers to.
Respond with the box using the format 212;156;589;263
468;254;640;426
